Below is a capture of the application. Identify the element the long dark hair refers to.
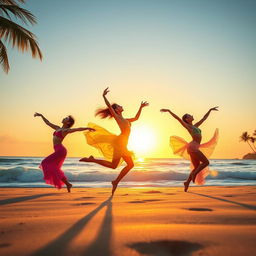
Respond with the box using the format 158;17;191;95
95;104;118;119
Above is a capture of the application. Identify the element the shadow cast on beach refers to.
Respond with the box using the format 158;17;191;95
82;197;112;256
190;192;256;211
30;196;112;256
0;193;57;205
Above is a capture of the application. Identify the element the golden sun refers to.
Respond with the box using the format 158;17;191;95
128;126;157;156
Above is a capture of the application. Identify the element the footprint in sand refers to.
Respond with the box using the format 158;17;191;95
129;199;162;204
185;208;213;212
0;243;11;248
75;196;95;200
222;195;235;197
128;240;203;256
129;200;145;204
142;190;162;194
74;202;96;206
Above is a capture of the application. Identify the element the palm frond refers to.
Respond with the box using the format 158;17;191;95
0;4;36;25
0;16;42;60
0;39;9;72
250;137;255;143
240;131;250;142
0;1;25;5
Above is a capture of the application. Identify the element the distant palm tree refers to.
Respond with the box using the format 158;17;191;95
0;0;42;73
240;131;256;153
249;136;256;151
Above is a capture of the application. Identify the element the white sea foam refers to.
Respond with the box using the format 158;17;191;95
0;157;255;187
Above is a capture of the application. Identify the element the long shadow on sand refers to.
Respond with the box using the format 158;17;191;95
190;192;256;211
82;197;112;256
31;197;112;256
0;193;57;205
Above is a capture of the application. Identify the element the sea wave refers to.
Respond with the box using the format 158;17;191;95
1;166;256;183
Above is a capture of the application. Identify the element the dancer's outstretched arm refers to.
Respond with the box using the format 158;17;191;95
102;87;120;121
127;101;149;122
34;112;60;130
194;106;219;127
64;127;95;135
160;109;189;130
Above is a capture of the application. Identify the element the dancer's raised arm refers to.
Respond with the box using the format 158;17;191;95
102;87;120;121
127;101;149;122
160;109;189;130
34;112;60;130
194;106;219;127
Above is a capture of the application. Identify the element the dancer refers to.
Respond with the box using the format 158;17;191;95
160;107;219;192
80;87;148;195
34;113;94;192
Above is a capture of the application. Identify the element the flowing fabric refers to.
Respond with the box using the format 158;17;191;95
84;123;133;164
170;129;219;185
39;144;67;189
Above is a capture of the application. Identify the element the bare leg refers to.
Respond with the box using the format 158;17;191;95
112;155;134;195
184;154;200;192
191;151;209;183
61;178;72;193
80;155;121;169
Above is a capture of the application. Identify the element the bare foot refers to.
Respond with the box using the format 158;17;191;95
67;183;72;193
184;181;189;192
79;155;94;162
111;180;118;196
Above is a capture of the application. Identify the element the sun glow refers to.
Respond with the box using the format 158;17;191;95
128;126;157;156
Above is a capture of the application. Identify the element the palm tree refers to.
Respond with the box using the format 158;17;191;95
240;131;256;153
249;136;256;151
0;0;42;73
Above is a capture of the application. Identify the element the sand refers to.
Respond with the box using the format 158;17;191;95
0;186;256;256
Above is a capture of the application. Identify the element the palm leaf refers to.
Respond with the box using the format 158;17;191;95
0;4;36;25
0;1;25;5
0;39;9;72
0;16;42;60
250;137;255;143
240;132;250;142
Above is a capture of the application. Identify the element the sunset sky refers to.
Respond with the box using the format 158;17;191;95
0;0;255;159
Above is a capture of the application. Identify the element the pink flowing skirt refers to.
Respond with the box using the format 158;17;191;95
170;129;219;185
39;144;67;189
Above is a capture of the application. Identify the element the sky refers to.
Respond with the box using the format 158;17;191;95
0;0;255;159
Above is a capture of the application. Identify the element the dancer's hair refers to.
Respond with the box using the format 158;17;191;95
95;104;119;119
182;114;189;124
67;115;75;127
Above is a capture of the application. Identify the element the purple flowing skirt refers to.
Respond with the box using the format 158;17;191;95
39;144;67;189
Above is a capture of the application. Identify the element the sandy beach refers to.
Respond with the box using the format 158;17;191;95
0;186;256;256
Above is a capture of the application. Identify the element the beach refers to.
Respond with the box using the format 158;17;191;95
1;186;256;256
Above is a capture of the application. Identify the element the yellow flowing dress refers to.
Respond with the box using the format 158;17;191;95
84;123;133;165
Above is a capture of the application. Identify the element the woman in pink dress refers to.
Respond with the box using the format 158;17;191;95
160;107;219;192
34;113;94;192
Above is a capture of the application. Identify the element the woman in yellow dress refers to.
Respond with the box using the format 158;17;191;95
80;87;148;195
160;107;219;192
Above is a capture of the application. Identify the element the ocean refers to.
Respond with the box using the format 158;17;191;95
0;157;255;188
